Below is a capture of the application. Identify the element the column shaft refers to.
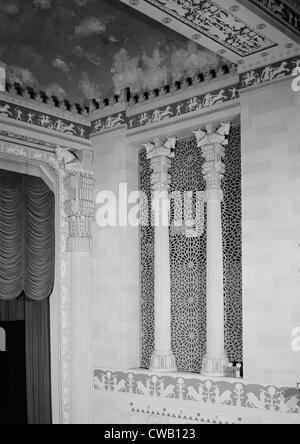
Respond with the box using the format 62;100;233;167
153;199;172;359
194;123;231;377
70;251;93;424
145;139;177;372
64;171;95;423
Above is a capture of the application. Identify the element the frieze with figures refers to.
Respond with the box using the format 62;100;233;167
94;369;300;415
144;0;277;56
91;111;126;134
0;99;91;139
90;55;300;136
240;54;300;88
128;84;240;130
249;0;300;35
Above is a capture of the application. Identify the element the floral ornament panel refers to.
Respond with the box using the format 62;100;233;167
0;100;90;139
94;369;300;415
91;111;126;134
129;84;240;131
144;0;277;57
249;0;300;35
240;55;300;88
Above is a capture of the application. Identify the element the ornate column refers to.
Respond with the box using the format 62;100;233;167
194;123;231;377
64;166;95;424
145;138;177;372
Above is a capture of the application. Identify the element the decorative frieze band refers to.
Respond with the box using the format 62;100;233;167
240;55;300;89
248;0;300;36
90;54;300;136
143;0;277;57
0;97;91;139
94;369;300;416
91;83;239;135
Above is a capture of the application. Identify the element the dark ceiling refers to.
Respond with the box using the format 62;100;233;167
0;0;223;103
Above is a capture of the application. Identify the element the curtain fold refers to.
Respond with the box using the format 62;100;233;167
25;297;52;424
0;170;55;301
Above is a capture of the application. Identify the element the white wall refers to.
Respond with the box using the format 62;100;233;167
241;79;300;386
90;78;300;423
91;130;140;375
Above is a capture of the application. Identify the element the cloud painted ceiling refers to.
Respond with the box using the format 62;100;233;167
1;0;299;103
0;0;225;102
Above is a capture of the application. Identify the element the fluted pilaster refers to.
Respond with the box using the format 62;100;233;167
64;169;95;423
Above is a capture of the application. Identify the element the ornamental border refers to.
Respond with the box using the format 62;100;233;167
90;54;300;136
0;98;91;140
144;0;277;57
247;0;300;36
94;369;300;416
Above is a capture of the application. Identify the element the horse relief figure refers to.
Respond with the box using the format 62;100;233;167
186;97;200;113
139;113;151;126
54;119;76;135
152;106;173;122
0;104;12;117
261;62;290;82
106;113;124;129
242;71;261;87
94;119;104;132
38;114;54;129
202;89;227;107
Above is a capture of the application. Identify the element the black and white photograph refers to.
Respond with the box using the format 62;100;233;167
0;0;299;427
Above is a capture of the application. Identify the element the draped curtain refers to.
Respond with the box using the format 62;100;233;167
0;169;55;301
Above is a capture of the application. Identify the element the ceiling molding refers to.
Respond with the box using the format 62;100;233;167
120;0;300;70
237;0;300;40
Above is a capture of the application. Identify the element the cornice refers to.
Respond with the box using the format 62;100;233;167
0;91;90;126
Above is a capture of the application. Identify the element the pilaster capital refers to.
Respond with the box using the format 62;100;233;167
194;122;231;149
144;137;176;192
64;171;95;252
194;122;231;193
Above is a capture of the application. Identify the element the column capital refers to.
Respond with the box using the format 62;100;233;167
194;122;231;192
64;172;95;252
144;137;176;192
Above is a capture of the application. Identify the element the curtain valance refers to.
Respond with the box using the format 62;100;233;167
0;170;55;301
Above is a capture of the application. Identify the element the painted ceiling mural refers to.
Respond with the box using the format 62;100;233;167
248;0;300;35
144;0;277;56
0;0;226;103
121;0;300;70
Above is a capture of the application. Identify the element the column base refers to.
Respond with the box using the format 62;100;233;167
201;353;229;377
150;351;177;373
